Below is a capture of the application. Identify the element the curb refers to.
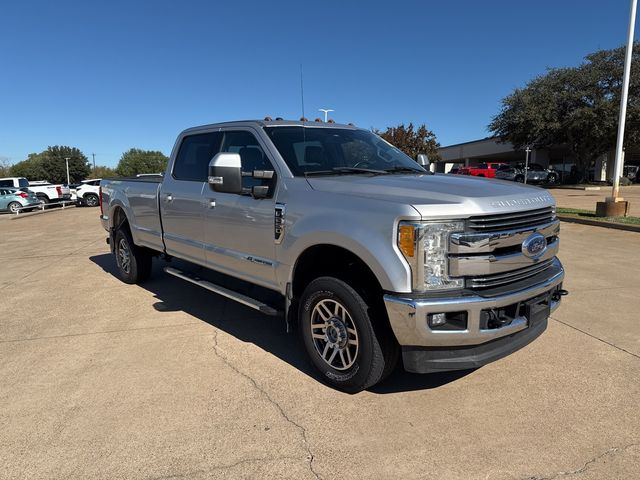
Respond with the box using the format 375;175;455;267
558;214;640;233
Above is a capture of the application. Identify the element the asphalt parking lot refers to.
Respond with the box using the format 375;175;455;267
1;207;639;479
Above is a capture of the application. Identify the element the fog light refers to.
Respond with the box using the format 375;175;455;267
428;313;447;327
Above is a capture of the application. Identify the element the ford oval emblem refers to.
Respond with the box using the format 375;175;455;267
522;233;547;259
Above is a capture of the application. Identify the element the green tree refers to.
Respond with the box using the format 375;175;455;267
91;165;117;178
0;157;13;177
376;123;441;162
10;146;90;183
115;149;168;177
489;43;640;173
11;153;50;180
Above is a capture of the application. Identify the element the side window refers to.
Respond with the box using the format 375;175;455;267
173;132;223;181
477;163;487;169
221;131;274;189
0;180;12;187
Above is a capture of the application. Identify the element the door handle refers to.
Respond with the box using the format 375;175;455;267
164;193;173;203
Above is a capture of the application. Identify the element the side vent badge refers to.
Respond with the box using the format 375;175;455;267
275;203;286;244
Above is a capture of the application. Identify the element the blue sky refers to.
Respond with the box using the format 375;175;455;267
0;0;637;167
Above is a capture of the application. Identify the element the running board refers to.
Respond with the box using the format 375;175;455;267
164;267;281;316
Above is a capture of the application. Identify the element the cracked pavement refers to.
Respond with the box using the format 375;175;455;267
1;208;639;479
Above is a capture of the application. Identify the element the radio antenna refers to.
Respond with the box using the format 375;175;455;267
300;64;305;120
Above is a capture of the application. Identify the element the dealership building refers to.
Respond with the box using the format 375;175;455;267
434;136;631;182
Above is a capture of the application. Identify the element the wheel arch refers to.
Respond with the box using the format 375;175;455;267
291;244;385;304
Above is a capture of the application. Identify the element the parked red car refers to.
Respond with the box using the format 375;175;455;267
458;162;507;178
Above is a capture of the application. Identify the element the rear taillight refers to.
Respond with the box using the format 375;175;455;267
18;192;28;198
99;186;103;214
56;186;62;196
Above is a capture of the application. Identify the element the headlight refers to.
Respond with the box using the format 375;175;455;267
398;221;464;292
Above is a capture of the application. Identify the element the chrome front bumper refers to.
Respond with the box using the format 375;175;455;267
384;258;564;348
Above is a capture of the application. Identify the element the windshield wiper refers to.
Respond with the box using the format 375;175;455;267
332;167;388;174
384;166;428;174
304;167;388;177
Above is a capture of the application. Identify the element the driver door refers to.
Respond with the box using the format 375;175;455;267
203;128;279;290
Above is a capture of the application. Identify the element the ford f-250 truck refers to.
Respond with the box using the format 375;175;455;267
100;119;567;392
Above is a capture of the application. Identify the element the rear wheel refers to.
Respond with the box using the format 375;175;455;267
515;175;525;183
547;173;558;184
84;194;99;207
299;277;397;393
8;202;21;213
37;195;49;204
114;228;152;284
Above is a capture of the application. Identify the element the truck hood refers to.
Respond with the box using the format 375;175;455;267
305;173;555;218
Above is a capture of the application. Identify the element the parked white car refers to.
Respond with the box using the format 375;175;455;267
75;179;101;207
0;177;71;204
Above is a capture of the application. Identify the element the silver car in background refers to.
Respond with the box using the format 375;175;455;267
495;163;559;184
0;187;41;213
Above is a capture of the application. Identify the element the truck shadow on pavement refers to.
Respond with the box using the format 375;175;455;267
90;254;474;394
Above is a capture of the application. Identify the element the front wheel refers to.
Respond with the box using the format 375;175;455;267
114;228;152;284
515;175;525;183
299;277;397;393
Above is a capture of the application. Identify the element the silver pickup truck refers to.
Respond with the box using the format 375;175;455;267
100;119;566;392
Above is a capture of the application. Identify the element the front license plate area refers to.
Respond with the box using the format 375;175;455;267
524;293;551;327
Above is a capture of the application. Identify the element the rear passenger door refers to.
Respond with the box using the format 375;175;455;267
160;131;223;266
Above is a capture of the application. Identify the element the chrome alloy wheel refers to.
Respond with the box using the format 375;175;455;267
310;298;359;371
117;238;131;274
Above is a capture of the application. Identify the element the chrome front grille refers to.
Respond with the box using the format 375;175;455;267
467;207;556;232
466;259;555;289
449;206;560;291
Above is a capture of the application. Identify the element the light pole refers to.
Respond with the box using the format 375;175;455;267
64;157;70;185
319;108;334;122
524;146;531;184
611;0;637;202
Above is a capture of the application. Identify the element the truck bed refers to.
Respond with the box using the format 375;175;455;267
103;175;163;183
101;177;164;253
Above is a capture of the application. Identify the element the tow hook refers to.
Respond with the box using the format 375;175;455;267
552;289;569;302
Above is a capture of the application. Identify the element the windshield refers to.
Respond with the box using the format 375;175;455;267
264;127;425;176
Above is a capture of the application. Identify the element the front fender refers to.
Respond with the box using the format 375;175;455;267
279;211;415;293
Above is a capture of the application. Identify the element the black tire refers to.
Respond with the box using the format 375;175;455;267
299;277;397;393
7;202;21;213
515;175;525;183
114;228;152;284
36;195;49;205
547;173;558;184
84;194;99;207
476;174;485;177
